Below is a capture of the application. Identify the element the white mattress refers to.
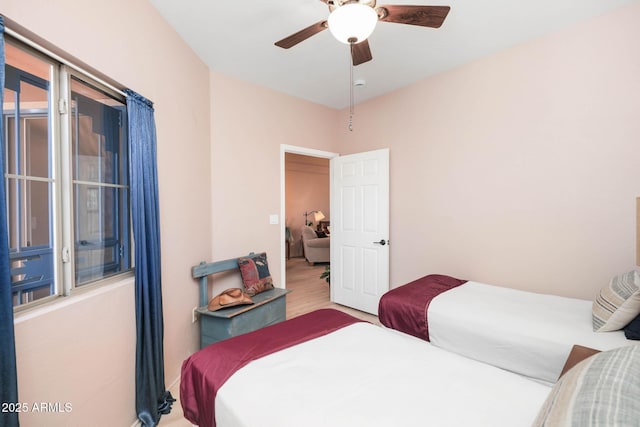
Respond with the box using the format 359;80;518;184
428;281;636;384
215;322;551;427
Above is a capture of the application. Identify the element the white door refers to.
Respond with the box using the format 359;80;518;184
330;148;389;315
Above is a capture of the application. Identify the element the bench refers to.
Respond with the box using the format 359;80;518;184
192;254;291;349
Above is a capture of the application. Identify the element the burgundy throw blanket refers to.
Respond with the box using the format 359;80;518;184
180;309;365;427
378;274;466;341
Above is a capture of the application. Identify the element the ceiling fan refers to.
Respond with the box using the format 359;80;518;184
275;0;450;66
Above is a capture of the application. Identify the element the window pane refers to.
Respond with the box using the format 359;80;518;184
71;77;126;185
70;77;130;287
5;95;50;178
74;185;129;285
3;44;55;307
6;177;52;250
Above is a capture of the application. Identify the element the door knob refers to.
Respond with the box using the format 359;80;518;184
373;239;387;246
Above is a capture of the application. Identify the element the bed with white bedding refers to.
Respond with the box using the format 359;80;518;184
181;309;640;427
180;309;552;427
428;281;635;383
216;321;551;427
378;272;640;384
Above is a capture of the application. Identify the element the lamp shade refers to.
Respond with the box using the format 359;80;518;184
328;3;378;44
313;211;325;222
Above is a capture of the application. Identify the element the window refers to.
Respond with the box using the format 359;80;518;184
69;77;131;286
3;38;132;310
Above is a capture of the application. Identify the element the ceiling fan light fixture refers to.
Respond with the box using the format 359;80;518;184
328;3;378;44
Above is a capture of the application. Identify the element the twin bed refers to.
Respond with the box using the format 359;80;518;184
181;271;640;427
378;274;637;384
181;309;551;427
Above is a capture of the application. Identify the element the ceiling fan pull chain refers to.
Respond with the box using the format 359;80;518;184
348;39;355;132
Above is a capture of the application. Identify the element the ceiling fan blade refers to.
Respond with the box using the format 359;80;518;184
378;5;450;28
351;39;373;66
275;21;328;49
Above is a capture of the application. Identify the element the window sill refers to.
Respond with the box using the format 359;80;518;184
14;274;135;324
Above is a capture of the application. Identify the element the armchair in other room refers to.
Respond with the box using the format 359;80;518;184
301;226;330;265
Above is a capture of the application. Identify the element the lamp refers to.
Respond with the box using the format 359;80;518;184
328;3;378;45
304;210;325;227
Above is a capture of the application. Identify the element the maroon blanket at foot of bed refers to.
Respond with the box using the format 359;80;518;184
180;308;366;427
378;274;466;341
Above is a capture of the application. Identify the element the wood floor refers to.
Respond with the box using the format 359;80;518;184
158;257;379;426
285;257;380;324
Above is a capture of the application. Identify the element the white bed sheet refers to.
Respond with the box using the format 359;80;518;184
428;281;636;384
215;322;551;427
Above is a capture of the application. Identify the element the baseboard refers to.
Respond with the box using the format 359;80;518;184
166;373;181;393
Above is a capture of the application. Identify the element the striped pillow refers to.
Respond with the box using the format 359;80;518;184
533;345;640;426
592;270;640;332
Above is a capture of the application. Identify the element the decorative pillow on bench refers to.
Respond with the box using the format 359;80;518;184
238;252;275;296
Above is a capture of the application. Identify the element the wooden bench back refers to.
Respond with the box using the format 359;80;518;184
191;253;255;307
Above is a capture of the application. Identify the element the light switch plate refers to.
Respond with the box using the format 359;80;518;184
269;214;279;225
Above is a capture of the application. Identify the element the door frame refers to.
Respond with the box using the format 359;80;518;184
280;144;339;290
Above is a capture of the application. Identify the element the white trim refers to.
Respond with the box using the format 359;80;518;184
59;66;73;296
280;145;339;159
279;145;338;290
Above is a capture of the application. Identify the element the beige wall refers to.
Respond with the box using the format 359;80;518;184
4;0;211;425
336;3;640;299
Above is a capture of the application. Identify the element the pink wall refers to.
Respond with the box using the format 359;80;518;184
336;3;640;299
3;0;211;425
208;71;339;294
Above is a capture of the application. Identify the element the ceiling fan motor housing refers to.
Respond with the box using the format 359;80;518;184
328;0;378;13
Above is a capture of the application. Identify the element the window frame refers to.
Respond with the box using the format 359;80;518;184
4;36;134;312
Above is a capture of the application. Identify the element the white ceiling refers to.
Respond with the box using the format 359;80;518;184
149;0;637;110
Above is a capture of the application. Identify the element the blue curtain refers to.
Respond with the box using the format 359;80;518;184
0;16;20;427
126;89;174;426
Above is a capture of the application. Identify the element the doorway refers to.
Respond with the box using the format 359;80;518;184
279;145;337;294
